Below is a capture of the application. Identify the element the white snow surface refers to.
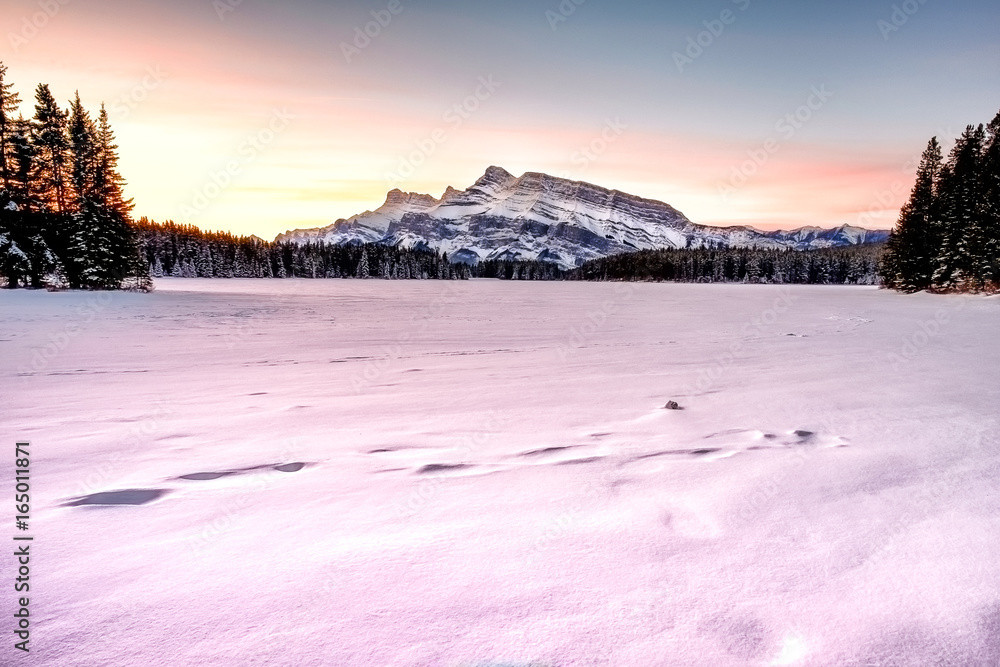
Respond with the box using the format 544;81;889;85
2;279;999;666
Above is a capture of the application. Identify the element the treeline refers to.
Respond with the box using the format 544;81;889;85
471;258;566;280
136;219;471;280
567;244;884;284
111;216;891;285
880;109;1000;293
0;63;148;290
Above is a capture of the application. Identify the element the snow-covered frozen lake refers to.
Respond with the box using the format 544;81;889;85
2;279;999;666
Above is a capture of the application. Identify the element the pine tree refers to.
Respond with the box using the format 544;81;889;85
0;85;60;288
880;138;942;291
194;244;212;276
94;105;133;217
78;103;145;289
96;102;143;288
981;111;1000;288
0;62;22;193
0;203;60;288
745;254;761;283
933;125;986;290
356;247;370;278
68;92;97;211
30;84;71;213
955;124;990;289
62;93;99;287
63;94;118;288
8;116;35;206
0;222;29;287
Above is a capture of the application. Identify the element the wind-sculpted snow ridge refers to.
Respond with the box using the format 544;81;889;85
277;166;890;269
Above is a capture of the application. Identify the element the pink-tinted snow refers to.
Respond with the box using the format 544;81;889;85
1;279;998;666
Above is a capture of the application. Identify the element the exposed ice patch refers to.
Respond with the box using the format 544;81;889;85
179;472;235;481
176;462;310;481
65;489;167;506
416;463;472;474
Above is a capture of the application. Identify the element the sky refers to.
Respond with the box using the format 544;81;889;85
1;0;998;240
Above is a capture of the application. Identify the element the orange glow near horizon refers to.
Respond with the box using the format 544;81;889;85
5;0;976;242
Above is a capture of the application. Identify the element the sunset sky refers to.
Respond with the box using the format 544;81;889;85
2;0;997;240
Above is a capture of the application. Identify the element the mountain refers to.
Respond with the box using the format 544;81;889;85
276;166;890;269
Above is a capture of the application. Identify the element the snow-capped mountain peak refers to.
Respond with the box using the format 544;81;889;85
276;167;889;268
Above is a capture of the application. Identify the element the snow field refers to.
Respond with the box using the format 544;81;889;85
1;280;998;666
